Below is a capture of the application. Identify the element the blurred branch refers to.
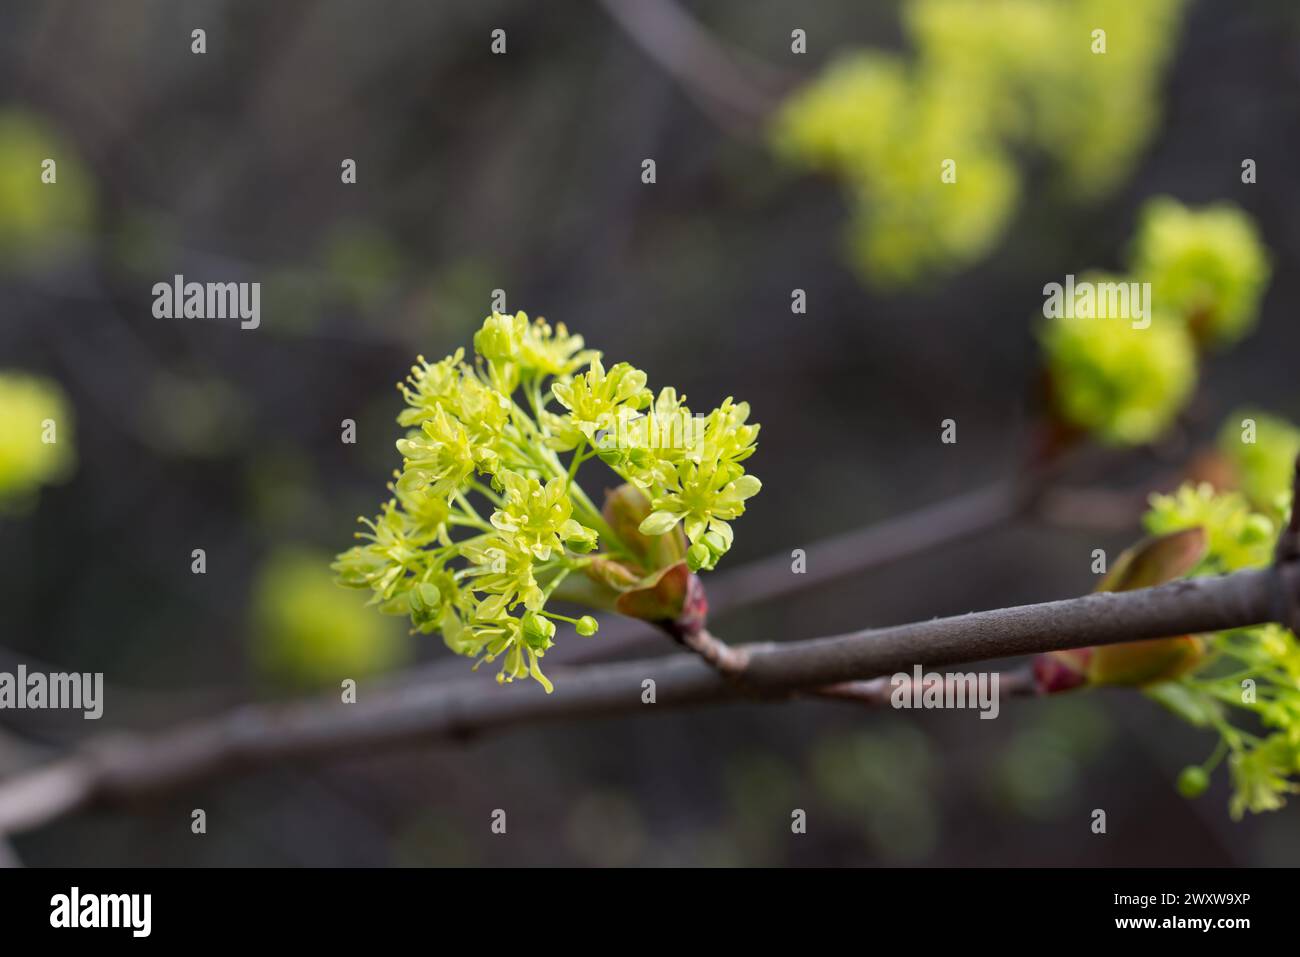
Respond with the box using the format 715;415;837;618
705;478;1034;615
1033;465;1188;533
2;562;1295;836
815;665;1039;706
1033;485;1153;533
598;0;788;135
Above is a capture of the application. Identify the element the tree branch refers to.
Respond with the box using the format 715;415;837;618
598;0;787;135
1;562;1294;837
814;665;1039;706
704;478;1031;616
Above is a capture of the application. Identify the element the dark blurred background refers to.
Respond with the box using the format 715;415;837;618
3;0;1300;865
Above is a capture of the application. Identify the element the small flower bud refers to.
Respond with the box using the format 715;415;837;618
575;615;599;636
563;521;599;553
1177;765;1210;798
407;582;444;629
1243;513;1275;545
521;611;556;650
473;312;524;362
602;483;686;569
415;583;441;610
686;543;711;572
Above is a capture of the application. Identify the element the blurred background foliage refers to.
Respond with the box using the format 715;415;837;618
1037;197;1268;446
772;0;1187;284
251;545;412;690
3;0;1300;865
0;371;74;510
0;109;95;269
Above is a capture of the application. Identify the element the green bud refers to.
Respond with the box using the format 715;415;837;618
686;542;711;572
602;483;687;570
627;448;654;470
473;312;524;362
575;615;599;637
521;611;556;650
701;530;728;556
410;582;440;612
1177;765;1210;799
563;522;599;553
595;446;624;467
1243;513;1275;545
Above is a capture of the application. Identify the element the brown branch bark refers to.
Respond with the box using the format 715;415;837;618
1;562;1295;837
670;626;751;676
814;665;1039;706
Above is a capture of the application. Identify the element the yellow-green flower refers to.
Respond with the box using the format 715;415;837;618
334;499;442;602
548;359;651;450
596;387;695;487
688;397;760;471
474;611;555;693
473;311;527;363
1042;312;1196;445
640;466;762;572
520;316;599;377
1217;409;1300;518
1130;197;1271;347
1144;482;1273;573
460;535;546;614
397;350;467;428
396;405;492;500
1228;733;1300;819
626;397;763;571
489;469;597;560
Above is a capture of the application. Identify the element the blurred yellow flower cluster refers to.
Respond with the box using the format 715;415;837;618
772;0;1186;285
1040;198;1269;445
253;547;411;688
0;110;94;270
1215;410;1300;521
0;371;75;510
1131;198;1272;348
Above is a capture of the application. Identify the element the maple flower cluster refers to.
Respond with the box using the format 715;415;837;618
1040;198;1269;446
1140;481;1300;818
772;0;1188;285
334;312;760;692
